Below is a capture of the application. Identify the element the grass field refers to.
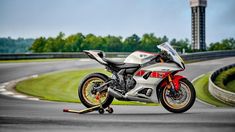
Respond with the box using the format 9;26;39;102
193;73;230;107
16;68;158;106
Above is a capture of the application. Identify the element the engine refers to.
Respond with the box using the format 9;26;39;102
125;74;136;91
111;72;136;94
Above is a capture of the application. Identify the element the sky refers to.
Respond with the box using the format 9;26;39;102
0;0;235;44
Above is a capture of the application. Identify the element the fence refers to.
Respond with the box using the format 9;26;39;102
0;50;235;61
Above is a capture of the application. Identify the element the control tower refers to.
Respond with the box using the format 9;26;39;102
190;0;207;50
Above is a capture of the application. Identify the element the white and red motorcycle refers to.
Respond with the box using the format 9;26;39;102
78;43;195;113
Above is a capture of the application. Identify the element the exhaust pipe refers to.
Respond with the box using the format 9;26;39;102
108;88;124;100
108;88;152;102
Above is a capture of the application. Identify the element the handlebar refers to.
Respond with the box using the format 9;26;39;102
155;51;170;62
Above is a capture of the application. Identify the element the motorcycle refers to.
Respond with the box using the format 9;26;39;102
78;42;195;113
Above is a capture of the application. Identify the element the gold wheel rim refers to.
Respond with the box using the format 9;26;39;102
163;81;191;109
82;77;108;105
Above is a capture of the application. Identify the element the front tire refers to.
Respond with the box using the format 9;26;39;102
160;78;196;113
78;73;114;109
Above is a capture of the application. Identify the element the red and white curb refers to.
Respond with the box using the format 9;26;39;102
0;75;40;101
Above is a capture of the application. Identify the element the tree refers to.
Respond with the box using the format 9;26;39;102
170;38;190;53
104;35;122;52
162;35;169;43
64;33;84;52
209;38;235;51
29;37;46;52
54;32;65;52
42;32;66;52
43;37;55;52
81;34;105;50
123;34;140;52
139;33;164;52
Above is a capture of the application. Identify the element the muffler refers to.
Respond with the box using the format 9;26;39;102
108;88;125;100
108;88;151;102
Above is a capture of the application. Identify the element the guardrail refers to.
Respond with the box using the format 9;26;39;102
0;52;130;60
0;50;235;60
181;50;235;61
209;64;235;106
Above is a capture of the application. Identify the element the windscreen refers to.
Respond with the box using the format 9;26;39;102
157;43;185;69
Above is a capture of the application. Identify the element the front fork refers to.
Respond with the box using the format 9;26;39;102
160;58;177;94
167;75;177;95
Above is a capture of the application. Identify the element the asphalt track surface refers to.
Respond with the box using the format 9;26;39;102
0;57;235;132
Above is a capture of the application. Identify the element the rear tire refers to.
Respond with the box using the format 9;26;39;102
78;73;114;109
160;78;196;113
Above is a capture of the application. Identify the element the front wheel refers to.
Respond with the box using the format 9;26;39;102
160;78;196;113
78;73;114;109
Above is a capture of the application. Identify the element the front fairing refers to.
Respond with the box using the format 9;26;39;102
157;43;185;69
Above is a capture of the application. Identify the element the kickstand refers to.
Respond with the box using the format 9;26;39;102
63;92;113;114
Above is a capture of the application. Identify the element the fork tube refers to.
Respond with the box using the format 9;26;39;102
168;75;176;93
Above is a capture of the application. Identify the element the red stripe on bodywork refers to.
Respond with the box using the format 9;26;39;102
135;70;145;76
135;70;170;78
150;71;170;78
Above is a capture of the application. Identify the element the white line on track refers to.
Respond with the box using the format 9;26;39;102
191;74;205;82
32;74;38;78
79;59;91;61
0;74;40;101
0;85;5;89
27;98;40;101
1;91;14;95
12;95;27;98
0;88;6;92
3;82;9;85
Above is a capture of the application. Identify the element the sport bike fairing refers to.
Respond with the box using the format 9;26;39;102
83;50;107;65
126;43;184;103
124;51;157;64
83;43;185;103
80;43;195;113
131;61;183;103
157;43;185;69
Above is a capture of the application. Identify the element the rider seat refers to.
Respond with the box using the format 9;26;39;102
102;58;125;66
102;58;140;69
97;51;140;69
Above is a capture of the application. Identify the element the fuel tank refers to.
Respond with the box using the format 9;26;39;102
124;51;157;64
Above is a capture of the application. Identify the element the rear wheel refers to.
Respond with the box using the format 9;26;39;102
78;73;114;109
160;78;196;113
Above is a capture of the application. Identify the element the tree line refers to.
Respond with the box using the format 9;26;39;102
30;32;235;53
0;37;34;53
1;32;234;53
208;38;235;51
30;32;192;53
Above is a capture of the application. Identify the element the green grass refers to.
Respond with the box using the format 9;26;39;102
0;58;78;63
214;67;235;93
226;80;235;93
193;73;230;107
16;68;158;106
